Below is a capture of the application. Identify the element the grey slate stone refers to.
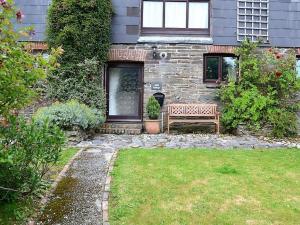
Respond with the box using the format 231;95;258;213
12;0;300;47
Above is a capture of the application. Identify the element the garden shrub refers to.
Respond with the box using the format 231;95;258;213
0;117;65;202
219;40;300;137
47;0;112;110
33;100;105;131
0;0;65;204
146;97;161;120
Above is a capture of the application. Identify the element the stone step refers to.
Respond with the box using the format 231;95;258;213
103;122;143;130
99;122;143;135
98;128;142;135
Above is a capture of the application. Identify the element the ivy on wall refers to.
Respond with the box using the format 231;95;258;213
47;0;112;111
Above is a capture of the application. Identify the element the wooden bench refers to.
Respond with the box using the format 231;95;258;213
167;104;220;134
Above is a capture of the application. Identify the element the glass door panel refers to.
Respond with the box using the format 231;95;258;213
107;64;142;120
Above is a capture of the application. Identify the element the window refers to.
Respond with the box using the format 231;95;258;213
142;0;210;35
204;55;238;83
296;56;300;78
237;0;269;42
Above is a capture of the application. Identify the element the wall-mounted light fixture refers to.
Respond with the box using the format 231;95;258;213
152;45;158;59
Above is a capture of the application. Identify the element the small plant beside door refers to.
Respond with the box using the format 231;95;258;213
144;96;161;134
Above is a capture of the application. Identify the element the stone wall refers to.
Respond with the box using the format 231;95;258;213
108;44;300;135
110;44;221;121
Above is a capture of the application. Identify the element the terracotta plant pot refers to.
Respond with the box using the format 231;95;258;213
144;119;161;134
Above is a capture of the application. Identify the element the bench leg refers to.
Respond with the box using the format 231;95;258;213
216;123;220;135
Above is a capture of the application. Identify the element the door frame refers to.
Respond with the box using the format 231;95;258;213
105;62;144;122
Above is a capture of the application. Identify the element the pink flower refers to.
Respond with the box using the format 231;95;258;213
16;10;24;23
275;53;282;59
275;71;282;78
0;0;10;9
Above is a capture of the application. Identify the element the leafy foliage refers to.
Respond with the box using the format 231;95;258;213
33;100;105;131
146;97;161;120
0;0;62;118
0;0;66;203
47;0;112;110
47;58;106;111
219;40;300;137
47;0;112;66
0;117;65;202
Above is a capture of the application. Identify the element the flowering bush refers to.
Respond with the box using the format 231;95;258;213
219;40;300;137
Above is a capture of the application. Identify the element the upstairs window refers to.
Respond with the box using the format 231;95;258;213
237;0;269;42
204;55;238;83
142;0;210;35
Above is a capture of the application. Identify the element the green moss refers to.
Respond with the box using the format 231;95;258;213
39;177;78;224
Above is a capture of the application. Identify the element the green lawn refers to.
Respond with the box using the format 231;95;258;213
110;149;300;225
0;147;80;225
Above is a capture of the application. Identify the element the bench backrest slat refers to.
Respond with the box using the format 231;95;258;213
168;104;218;117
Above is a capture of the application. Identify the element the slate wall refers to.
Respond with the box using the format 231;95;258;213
13;0;300;47
14;0;51;41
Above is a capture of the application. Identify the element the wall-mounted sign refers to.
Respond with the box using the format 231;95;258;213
151;82;162;91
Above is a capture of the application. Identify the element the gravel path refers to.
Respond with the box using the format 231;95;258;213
36;134;299;225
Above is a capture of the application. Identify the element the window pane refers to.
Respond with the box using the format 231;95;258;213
206;57;219;80
143;1;163;28
296;58;300;78
189;3;209;29
165;2;186;28
222;57;238;81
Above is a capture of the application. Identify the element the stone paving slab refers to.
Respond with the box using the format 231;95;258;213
81;134;299;150
36;134;299;225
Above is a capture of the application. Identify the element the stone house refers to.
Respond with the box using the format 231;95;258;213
15;0;300;134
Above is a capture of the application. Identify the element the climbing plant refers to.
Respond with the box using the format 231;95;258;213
47;0;112;111
219;40;300;137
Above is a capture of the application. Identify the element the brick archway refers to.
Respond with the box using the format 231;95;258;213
208;45;236;54
108;49;148;62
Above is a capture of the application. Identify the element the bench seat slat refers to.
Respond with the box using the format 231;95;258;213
169;119;218;123
169;114;216;117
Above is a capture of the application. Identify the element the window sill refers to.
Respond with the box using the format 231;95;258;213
138;36;213;44
205;83;222;89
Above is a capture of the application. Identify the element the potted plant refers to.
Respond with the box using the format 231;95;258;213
144;96;161;134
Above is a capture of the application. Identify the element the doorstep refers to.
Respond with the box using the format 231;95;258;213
99;122;143;135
